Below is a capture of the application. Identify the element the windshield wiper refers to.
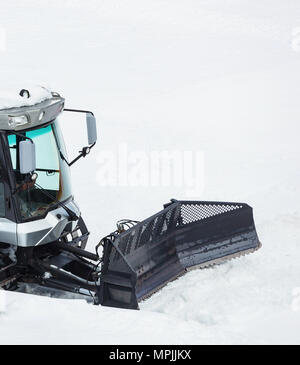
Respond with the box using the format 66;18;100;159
34;182;78;221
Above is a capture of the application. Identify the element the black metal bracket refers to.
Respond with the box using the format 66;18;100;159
68;143;96;167
64;108;94;116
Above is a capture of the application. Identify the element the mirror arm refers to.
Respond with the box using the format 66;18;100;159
59;150;70;166
64;108;94;116
62;108;97;166
68;142;96;167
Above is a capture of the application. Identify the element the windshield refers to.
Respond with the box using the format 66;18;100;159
7;119;72;220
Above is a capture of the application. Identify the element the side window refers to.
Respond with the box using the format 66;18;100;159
7;134;16;169
26;126;60;191
0;168;5;217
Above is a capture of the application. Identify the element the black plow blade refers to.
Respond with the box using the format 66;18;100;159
99;200;261;309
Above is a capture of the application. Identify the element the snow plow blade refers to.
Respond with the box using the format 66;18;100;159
99;200;261;309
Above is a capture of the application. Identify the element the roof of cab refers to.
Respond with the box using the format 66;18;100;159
0;85;64;131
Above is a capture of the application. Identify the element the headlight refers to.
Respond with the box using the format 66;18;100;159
8;114;29;128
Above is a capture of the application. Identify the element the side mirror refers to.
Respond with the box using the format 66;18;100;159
19;140;36;174
86;113;97;145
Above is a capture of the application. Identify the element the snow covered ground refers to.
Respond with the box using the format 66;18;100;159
1;0;300;344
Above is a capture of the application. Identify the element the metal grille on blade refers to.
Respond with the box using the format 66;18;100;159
180;203;243;225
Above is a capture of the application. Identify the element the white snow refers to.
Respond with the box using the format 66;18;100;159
0;0;300;344
0;84;52;110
